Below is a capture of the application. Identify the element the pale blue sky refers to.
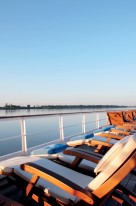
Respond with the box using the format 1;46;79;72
0;0;136;106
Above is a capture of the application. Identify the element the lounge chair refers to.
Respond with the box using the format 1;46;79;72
30;133;123;157
58;135;136;174
107;111;125;126
107;111;136;127
29;126;135;157
66;127;135;154
13;134;136;205
0;134;129;176
133;110;136;120
123;110;135;122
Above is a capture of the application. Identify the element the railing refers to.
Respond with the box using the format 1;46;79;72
0;110;109;161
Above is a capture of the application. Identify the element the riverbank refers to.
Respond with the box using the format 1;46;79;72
0;104;130;110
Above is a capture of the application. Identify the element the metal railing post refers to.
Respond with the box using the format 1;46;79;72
82;113;86;133
20;118;27;155
96;113;100;128
59;114;64;142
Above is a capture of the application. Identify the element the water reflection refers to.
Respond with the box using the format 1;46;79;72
0;107;124;116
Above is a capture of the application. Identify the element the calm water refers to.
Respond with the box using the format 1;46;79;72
0;107;115;116
0;107;132;156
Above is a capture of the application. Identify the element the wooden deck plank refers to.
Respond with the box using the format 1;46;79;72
0;194;24;206
125;173;136;191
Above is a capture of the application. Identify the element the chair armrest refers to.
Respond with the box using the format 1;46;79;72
124;123;136;128
98;133;122;140
110;129;131;136
88;139;113;148
74;148;103;158
116;125;129;130
63;148;101;164
20;162;94;204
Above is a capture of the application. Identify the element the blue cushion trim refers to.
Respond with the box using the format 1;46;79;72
102;125;115;131
31;143;67;155
70;133;94;141
85;133;94;139
93;125;115;133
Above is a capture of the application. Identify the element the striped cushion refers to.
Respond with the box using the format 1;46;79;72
88;134;136;190
94;135;134;174
94;135;132;174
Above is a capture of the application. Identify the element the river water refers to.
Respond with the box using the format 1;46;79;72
0;107;132;156
0;107;117;116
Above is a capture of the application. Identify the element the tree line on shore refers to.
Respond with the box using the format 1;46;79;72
0;103;129;110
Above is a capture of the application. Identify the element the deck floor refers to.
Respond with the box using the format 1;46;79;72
104;171;136;206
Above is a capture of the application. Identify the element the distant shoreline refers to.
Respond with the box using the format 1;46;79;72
0;104;132;110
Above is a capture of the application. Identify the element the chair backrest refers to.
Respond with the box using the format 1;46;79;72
94;135;131;174
132;110;136;120
107;111;124;125
87;134;136;191
123;110;134;122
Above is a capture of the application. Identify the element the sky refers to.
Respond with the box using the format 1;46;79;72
0;0;136;106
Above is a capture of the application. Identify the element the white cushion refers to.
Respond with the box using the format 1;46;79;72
94;135;131;174
67;139;90;147
14;158;93;204
0;156;41;174
58;153;97;171
30;153;59;159
92;136;117;144
88;134;136;190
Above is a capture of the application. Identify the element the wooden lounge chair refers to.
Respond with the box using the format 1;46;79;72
66;129;134;154
14;134;136;206
107;111;136;127
107;111;125;126
28;128;132;158
59;135;136;174
115;124;136;131
132;110;136;120
0;133;130;176
123;110;135;122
